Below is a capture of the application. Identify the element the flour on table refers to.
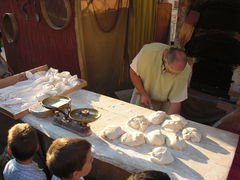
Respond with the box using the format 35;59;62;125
162;114;187;133
147;111;166;125
166;133;187;150
146;130;165;146
101;126;125;140
182;127;201;143
150;147;174;165
120;132;145;147
127;115;149;132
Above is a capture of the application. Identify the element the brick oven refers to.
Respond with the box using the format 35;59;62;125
182;0;240;124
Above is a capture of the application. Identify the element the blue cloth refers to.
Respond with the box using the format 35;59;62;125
3;159;47;180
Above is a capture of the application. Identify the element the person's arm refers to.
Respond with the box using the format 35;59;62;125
167;102;182;115
168;72;190;114
130;68;151;107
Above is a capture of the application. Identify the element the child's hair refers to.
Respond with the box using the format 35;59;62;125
7;123;38;161
46;138;91;179
127;170;170;180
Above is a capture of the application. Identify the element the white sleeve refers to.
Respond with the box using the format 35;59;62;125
130;53;140;76
170;83;188;103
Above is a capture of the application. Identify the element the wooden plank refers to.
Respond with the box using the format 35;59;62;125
61;79;87;96
0;65;48;89
155;3;172;43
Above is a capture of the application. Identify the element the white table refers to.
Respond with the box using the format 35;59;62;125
21;89;239;180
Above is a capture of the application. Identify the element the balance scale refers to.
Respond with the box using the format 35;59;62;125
42;96;101;136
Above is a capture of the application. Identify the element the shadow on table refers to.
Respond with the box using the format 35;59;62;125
193;136;230;155
174;143;209;164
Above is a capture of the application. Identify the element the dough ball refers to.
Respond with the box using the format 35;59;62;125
127;115;149;132
59;71;71;78
150;147;174;165
25;71;34;80
101;126;125;140
182;127;201;143
146;130;165;146
166;133;187;150
162;114;188;133
46;68;58;76
148;111;166;125
120;132;145;147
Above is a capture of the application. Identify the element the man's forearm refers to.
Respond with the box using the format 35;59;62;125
130;68;148;96
167;102;182;114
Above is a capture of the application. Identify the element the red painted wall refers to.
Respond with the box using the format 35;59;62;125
0;0;81;76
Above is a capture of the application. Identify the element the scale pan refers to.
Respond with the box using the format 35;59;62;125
69;108;101;123
42;96;71;110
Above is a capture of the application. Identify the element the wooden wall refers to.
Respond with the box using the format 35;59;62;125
0;0;81;76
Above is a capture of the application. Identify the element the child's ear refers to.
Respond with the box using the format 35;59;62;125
7;146;12;155
72;170;82;178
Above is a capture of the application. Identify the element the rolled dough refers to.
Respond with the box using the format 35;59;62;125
182;127;201;143
148;111;166;125
120;132;145;147
162;114;187;133
146;130;165;146
101;126;125;140
166;133;187;150
150;147;174;165
127;115;149;132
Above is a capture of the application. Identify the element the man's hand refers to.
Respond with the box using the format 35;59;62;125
130;68;152;108
141;94;152;107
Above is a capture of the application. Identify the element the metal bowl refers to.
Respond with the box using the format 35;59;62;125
42;96;71;110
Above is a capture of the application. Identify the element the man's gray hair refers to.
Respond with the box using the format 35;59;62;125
166;47;186;64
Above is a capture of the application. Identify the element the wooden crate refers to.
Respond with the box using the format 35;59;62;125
0;65;87;119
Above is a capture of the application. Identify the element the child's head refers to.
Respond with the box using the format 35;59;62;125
46;138;93;180
7;123;38;161
127;171;170;180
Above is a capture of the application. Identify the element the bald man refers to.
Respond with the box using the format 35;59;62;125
130;43;191;114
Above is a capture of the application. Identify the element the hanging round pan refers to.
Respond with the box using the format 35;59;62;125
40;0;72;30
2;13;18;43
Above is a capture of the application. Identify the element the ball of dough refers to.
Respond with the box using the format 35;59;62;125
166;133;187;150
101;126;125;140
59;71;71;78
162;114;187;133
150;147;174;165
148;111;166;125
25;71;34;80
120;132;145;147
182;127;201;143
146;130;165;146
127;115;149;132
